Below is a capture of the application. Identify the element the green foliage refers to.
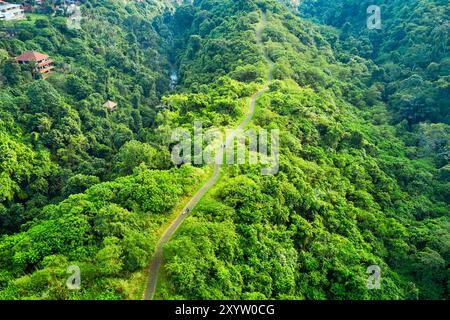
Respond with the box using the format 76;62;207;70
0;0;448;301
0;0;174;233
299;0;450;125
159;0;449;301
0;165;203;299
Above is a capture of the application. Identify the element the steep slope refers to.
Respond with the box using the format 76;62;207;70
144;8;274;300
156;0;449;300
0;0;174;234
0;0;184;299
297;0;449;185
0;0;448;300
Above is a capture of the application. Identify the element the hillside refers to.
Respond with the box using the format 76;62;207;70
0;0;448;300
155;0;449;300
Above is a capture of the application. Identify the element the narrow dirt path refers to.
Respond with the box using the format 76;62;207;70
143;10;272;300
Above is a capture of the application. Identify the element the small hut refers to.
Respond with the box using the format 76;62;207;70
103;100;117;112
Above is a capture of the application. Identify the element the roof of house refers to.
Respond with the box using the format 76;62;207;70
0;2;21;9
103;100;118;110
16;51;49;62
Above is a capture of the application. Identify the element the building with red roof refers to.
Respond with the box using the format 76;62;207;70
16;50;54;79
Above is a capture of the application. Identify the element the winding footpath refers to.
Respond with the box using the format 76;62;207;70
143;10;273;300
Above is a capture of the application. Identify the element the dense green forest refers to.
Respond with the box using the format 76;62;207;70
0;0;202;299
158;0;449;300
0;0;448;300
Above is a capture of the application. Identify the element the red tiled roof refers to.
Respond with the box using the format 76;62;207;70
16;51;49;62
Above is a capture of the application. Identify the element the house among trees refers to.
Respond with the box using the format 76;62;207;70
103;100;118;112
16;50;54;79
0;1;25;21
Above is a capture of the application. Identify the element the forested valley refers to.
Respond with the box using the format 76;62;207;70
0;0;448;300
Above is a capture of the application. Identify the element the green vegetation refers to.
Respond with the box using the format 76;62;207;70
0;164;204;299
299;0;449;124
0;0;204;299
0;0;448;300
157;0;449;300
0;0;173;233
